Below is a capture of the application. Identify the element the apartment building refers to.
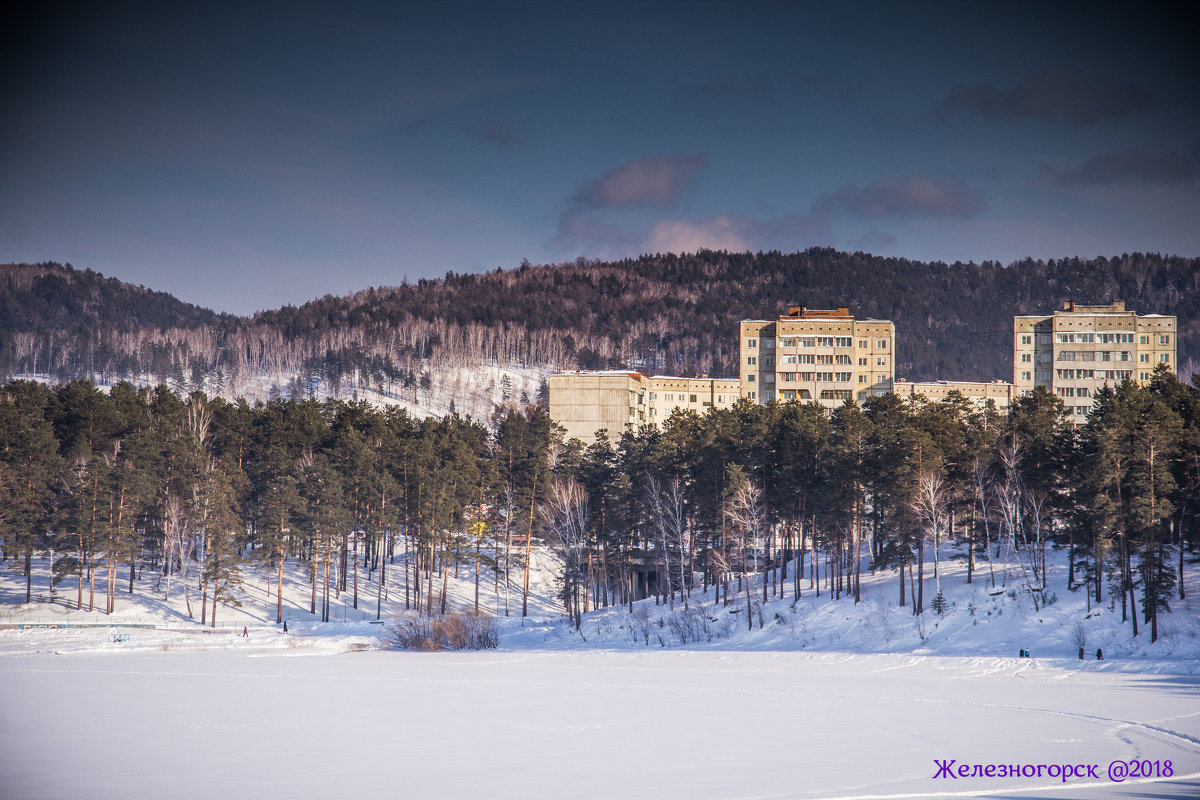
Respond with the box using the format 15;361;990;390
646;376;741;424
1014;301;1177;421
548;372;741;441
893;379;1015;413
741;306;895;409
548;371;648;443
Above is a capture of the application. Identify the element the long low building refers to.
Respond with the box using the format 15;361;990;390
548;372;742;442
892;378;1015;412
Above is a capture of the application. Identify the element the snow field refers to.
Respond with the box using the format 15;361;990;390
1;649;1197;800
2;545;1198;799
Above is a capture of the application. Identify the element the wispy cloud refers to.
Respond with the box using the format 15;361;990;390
682;71;834;99
814;175;981;219
1055;143;1200;186
846;228;898;252
941;64;1154;125
574;153;709;209
642;212;832;254
471;119;521;146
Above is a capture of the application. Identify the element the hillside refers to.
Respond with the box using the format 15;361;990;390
3;251;1197;418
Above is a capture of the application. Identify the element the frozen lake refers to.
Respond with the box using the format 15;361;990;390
2;649;1197;799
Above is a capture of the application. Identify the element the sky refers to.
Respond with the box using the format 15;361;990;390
2;1;1197;316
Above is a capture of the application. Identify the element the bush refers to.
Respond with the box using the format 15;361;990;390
386;610;500;651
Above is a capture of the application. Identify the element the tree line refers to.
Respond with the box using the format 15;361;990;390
2;366;1197;642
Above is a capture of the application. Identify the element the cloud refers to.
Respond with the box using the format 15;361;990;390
814;175;981;219
641;212;833;255
576;153;708;209
1055;143;1200;186
641;216;755;253
472;119;521;146
846;229;898;252
941;64;1154;125
683;71;834;99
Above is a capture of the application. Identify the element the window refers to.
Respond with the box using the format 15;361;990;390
876;356;886;366
798;354;814;364
858;340;867;349
816;336;834;347
1160;353;1170;363
1078;333;1094;343
1021;371;1031;381
780;338;796;347
819;389;852;400
764;357;773;367
799;338;814;347
1058;351;1075;361
858;375;867;383
762;338;775;350
1139;353;1149;362
1140;335;1149;345
1021;353;1031;362
836;355;852;365
784;355;797;364
747;375;755;383
781;390;795;401
1021;335;1032;345
689;394;697;403
780;373;795;382
650;393;657;400
876;339;887;349
747;356;756;365
817;354;834;365
1160;334;1170;345
748;391;756;400
858;357;867;366
747;339;757;348
876;375;888;384
798;372;814;381
763;390;775;400
836;337;852;347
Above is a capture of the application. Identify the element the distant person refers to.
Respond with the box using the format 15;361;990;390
1079;647;1084;660
1096;648;1103;661
242;626;247;637
283;621;288;633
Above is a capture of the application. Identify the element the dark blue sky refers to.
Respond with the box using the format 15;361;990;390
3;1;1197;315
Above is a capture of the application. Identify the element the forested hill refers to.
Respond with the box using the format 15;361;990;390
2;251;1198;407
1;262;224;333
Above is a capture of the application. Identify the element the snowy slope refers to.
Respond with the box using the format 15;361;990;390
3;544;1197;672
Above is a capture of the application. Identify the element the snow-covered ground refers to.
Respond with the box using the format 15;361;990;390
2;548;1197;799
1;649;1197;800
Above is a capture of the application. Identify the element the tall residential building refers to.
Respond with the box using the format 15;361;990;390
548;371;648;443
1013;301;1177;420
740;306;895;408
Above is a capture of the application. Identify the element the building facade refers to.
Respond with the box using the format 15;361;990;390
1014;301;1177;421
740;306;895;409
893;379;1015;413
547;371;648;443
548;372;742;442
646;376;740;424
